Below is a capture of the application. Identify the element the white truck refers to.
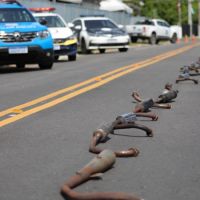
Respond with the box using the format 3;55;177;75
126;18;182;45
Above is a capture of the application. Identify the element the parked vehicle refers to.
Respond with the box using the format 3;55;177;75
126;18;181;45
72;15;130;54
53;0;82;3
31;7;77;61
0;0;54;69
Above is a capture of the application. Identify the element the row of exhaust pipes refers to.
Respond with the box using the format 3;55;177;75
175;58;200;84
60;81;180;200
60;58;199;200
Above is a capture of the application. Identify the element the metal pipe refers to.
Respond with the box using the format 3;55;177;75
89;128;140;157
135;112;158;121
89;114;153;157
176;78;198;84
132;88;178;109
152;103;171;109
114;123;153;137
176;66;198;84
61;149;142;200
133;98;157;117
156;90;178;103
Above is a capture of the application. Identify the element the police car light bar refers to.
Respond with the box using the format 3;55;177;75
0;0;21;5
29;7;56;12
80;14;105;18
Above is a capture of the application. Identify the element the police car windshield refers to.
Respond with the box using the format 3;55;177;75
85;19;118;30
35;16;66;28
0;8;35;23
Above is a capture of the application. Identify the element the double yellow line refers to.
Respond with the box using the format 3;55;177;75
0;44;197;128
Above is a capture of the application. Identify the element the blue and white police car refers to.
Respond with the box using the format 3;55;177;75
0;0;54;69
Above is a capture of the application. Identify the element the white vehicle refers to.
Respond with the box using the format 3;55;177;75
31;7;77;61
72;15;130;54
126;18;181;45
55;0;82;3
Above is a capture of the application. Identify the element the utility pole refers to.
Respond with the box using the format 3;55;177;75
178;0;182;26
198;0;200;37
188;0;193;37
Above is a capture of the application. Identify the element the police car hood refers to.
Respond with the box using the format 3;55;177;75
0;22;46;32
87;27;126;36
48;27;73;39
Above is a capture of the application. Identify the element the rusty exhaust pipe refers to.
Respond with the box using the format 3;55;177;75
176;77;198;84
176;66;198;84
89;113;153;157
115;113;153;136
114;123;153;137
89;130;139;157
133;99;158;120
132;88;178;110
61;149;142;200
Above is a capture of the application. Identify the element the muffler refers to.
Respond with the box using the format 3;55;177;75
89;113;153;157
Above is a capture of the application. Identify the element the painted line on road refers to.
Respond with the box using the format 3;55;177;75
0;43;198;127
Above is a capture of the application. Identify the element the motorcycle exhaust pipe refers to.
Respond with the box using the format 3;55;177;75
61;149;142;200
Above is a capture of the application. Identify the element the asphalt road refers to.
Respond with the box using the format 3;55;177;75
0;42;200;200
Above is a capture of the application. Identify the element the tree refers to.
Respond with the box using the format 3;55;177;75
124;0;199;25
140;0;178;24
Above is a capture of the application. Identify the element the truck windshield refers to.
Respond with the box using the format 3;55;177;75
135;20;154;25
35;16;66;28
0;8;35;23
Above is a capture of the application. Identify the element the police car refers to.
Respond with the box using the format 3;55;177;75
0;0;54;69
31;8;77;61
72;15;130;54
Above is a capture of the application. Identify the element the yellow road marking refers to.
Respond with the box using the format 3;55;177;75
0;43;198;127
0;45;192;118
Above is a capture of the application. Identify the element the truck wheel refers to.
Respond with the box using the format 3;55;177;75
81;39;90;54
68;54;76;61
149;33;156;45
171;33;177;44
119;48;128;52
16;63;25;69
39;61;53;69
131;37;138;43
99;49;105;53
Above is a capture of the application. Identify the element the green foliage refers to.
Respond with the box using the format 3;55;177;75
125;0;199;25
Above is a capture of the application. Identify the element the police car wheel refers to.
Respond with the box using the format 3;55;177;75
81;39;90;54
99;49;105;54
16;63;25;69
54;55;59;61
68;54;76;61
39;62;53;69
119;48;128;52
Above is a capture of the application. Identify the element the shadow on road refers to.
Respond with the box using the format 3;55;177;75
0;66;42;74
